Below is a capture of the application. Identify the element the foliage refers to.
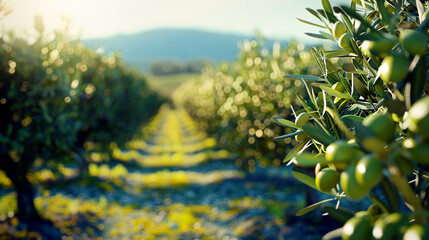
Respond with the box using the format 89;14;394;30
0;18;165;220
277;0;429;238
174;40;319;168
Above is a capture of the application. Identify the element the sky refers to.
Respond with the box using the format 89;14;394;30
1;0;346;40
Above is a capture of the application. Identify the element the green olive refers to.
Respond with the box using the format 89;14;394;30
361;39;394;57
355;155;383;188
372;213;409;239
342;213;372;240
378;55;409;83
338;33;354;53
295;112;311;127
325;141;363;170
400;29;428;56
332;82;346;92
403;224;429;240
361;137;385;153
362;112;396;142
295;131;308;142
315;167;340;192
341;164;369;199
407;96;429;137
333;21;347;39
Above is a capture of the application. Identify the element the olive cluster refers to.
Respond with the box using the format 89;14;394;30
276;0;429;238
342;211;429;240
314;102;429;199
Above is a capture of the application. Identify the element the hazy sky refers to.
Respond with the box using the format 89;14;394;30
1;0;346;40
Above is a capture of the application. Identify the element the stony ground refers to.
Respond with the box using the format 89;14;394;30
0;107;341;239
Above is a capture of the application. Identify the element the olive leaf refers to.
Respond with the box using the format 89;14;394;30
305;32;328;39
319;31;336;42
319;85;351;99
306;8;322;21
274;131;303;140
273;117;298;129
295;198;336;216
324;49;350;58
291;169;318;190
301;122;336;146
297;18;326;28
284;140;308;163
293;152;327;167
320;205;355;223
283;74;325;82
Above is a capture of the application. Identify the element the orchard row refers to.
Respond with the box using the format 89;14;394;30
0;21;165;220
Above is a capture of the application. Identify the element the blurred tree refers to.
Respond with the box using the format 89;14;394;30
0;15;165;221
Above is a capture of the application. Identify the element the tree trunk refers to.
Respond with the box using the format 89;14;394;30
1;155;64;239
75;130;90;178
0;153;39;220
6;170;40;220
75;148;89;178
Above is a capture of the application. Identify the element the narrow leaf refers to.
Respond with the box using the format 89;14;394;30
305;32;327;39
319;31;336;42
273;117;298;129
322;0;334;15
317;9;338;23
325;107;355;139
340;12;354;37
352;74;370;98
301;122;336;146
416;0;425;24
296;18;326;28
324;49;350;58
296;198;335;216
296;95;318;115
301;79;316;108
306;8;322;20
375;0;391;27
291;169;317;190
342;63;367;74
321;90;327;116
294;152;327;167
283;74;325;81
275;131;303;140
321;205;355;223
350;102;374;111
320;85;351;99
284;140;308;163
341;115;364;128
334;6;379;34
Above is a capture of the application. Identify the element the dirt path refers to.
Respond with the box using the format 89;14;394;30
0;107;337;239
99;107;317;239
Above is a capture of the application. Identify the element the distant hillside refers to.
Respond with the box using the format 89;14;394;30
82;28;288;72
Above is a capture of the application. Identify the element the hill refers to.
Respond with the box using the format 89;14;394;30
82;28;288;72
